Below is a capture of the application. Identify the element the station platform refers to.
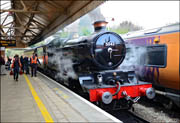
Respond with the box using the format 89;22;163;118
1;70;121;122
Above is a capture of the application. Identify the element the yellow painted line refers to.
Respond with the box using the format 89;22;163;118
24;74;54;122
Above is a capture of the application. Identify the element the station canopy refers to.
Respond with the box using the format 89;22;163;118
0;0;104;47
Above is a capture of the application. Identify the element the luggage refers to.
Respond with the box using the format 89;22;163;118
19;69;23;75
10;69;23;75
10;70;13;75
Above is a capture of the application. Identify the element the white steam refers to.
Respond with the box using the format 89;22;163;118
47;49;77;80
118;44;148;77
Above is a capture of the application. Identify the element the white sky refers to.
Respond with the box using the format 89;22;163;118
100;1;179;29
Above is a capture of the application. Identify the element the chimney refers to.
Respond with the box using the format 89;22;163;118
93;21;108;32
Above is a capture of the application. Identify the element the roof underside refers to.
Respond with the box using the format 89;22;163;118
0;0;104;47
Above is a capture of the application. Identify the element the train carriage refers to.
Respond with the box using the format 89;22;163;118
122;23;180;108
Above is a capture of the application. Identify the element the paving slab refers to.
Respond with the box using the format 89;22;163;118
1;71;121;122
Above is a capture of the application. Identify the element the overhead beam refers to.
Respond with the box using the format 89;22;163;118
32;19;46;28
15;13;23;25
1;1;10;6
0;28;6;35
1;26;39;29
28;30;37;36
30;21;42;29
6;23;13;34
21;2;39;41
20;0;28;11
0;9;66;13
1;14;9;25
0;26;8;39
29;29;38;35
1;35;34;37
0;9;41;13
3;21;13;26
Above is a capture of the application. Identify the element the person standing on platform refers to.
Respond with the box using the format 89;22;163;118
0;55;6;75
30;53;41;77
6;56;12;70
20;55;24;73
11;55;22;81
23;55;29;74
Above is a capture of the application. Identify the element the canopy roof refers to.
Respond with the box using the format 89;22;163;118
0;0;104;47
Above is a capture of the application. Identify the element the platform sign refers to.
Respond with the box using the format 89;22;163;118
0;40;16;47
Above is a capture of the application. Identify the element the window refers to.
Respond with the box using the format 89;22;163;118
125;44;167;68
145;44;167;68
53;38;61;48
37;47;43;57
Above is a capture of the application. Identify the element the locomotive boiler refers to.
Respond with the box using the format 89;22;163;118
25;21;155;109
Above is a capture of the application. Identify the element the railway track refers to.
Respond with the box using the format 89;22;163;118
108;109;149;123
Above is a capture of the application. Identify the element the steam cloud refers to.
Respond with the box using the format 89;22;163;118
47;49;77;81
47;43;147;80
118;44;148;77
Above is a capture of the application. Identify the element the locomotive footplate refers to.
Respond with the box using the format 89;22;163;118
79;70;139;89
78;70;155;106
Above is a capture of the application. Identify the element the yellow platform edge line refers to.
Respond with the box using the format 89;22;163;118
24;74;54;123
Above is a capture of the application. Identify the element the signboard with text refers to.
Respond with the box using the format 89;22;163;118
0;40;16;47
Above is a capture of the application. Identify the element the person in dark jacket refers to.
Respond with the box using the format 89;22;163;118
30;53;41;77
23;56;29;74
0;55;5;65
0;55;6;75
6;56;12;70
20;56;24;73
12;55;22;81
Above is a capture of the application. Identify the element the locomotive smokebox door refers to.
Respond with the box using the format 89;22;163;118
91;32;126;70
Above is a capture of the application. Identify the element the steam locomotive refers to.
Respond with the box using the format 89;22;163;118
24;21;155;109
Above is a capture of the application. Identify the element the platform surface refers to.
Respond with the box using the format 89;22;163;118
1;70;121;122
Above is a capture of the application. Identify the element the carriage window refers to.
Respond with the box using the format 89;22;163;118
37;47;43;57
145;44;167;68
34;48;37;52
53;39;61;48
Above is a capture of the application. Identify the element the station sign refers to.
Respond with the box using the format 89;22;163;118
0;40;16;47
